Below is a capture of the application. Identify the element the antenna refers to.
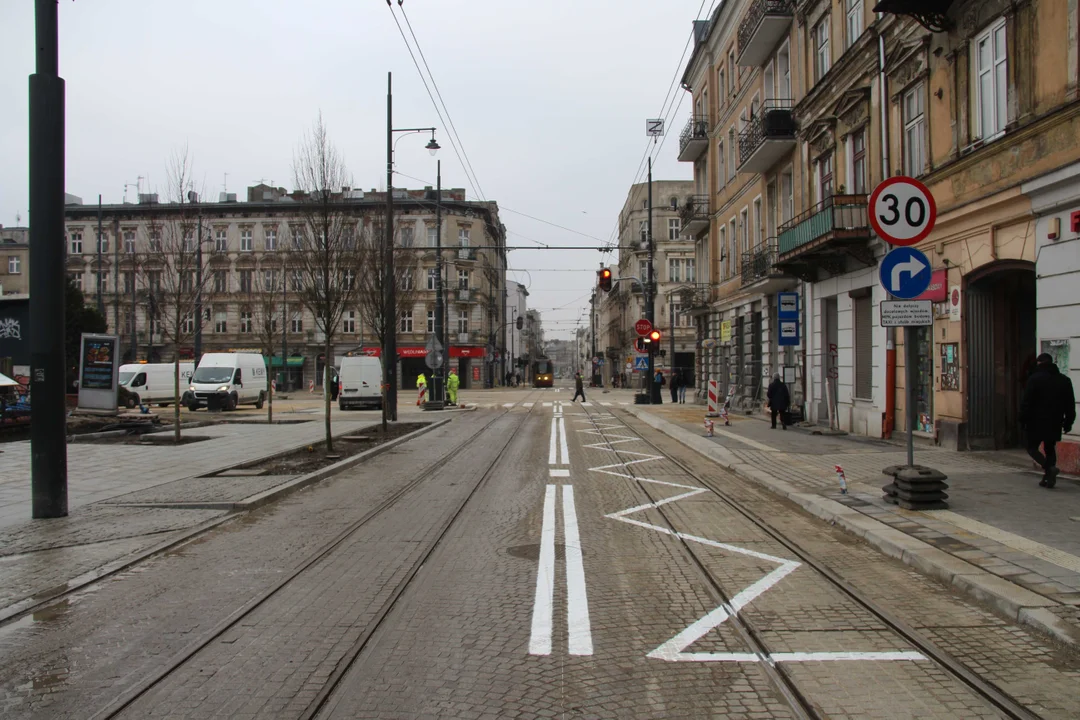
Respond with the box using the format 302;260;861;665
223;172;229;194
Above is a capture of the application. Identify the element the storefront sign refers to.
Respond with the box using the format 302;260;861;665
915;269;947;302
948;287;961;322
720;321;732;343
450;346;486;358
472;366;481;381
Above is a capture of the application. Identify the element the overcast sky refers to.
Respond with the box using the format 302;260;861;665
0;0;708;340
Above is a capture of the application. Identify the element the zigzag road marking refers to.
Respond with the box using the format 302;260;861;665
579;414;924;664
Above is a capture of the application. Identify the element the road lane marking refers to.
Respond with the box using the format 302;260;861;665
503;403;515;408
562;486;593;655
549;469;570;477
523;402;534;408
558;417;569;466
600;402;612;406
543;402;553;407
580;401;592;406
548;418;558;465
529;485;557;655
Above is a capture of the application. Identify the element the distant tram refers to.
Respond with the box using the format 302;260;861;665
532;358;555;388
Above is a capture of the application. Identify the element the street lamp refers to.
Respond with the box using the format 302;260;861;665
385;71;438;422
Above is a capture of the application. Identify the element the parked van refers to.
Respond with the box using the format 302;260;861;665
338;356;383;410
117;363;194;408
187;353;267;411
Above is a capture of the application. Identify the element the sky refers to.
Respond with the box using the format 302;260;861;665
0;0;711;340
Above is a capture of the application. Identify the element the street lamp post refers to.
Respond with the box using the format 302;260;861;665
193;196;204;362
384;71;439;422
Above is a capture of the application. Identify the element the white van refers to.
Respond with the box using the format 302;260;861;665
338;356;383;410
187;353;267;411
118;363;194;408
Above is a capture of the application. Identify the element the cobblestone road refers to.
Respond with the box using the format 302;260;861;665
0;391;1078;718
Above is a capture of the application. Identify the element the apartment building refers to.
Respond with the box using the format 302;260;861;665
505;281;528;378
0;226;29;296
678;0;1080;470
61;184;507;391
601;180;697;385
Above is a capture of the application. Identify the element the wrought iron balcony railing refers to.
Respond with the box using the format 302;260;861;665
737;0;795;67
737;99;796;172
777;194;870;256
678;195;711;236
740;240;779;285
678;116;710;162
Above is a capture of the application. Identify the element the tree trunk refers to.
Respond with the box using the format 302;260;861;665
324;336;333;452
173;356;181;443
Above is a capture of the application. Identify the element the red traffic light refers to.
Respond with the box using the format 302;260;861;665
598;267;613;292
648;329;661;342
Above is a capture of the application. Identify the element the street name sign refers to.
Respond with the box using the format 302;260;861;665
880;300;933;327
868;176;937;246
635;318;653;336
879;246;932;299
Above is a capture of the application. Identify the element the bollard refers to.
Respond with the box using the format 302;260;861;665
835;465;848;494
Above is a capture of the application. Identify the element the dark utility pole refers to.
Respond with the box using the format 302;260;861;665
96;195;104;316
112;217;120;343
384;72;398;422
430;160;446;406
30;0;68;518
282;255;288;391
646;157;659;403
193;198;203;361
669;292;676;379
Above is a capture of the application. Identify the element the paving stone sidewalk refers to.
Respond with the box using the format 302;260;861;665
628;399;1080;646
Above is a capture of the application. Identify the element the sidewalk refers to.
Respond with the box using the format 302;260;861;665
627;398;1080;647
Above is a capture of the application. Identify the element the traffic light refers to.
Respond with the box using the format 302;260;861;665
516;315;524;330
648;329;661;344
597;267;613;292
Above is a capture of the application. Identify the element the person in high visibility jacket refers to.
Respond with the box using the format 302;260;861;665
447;369;460;405
416;372;427;406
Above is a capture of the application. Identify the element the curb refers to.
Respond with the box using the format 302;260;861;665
626;408;1080;649
0;418;452;626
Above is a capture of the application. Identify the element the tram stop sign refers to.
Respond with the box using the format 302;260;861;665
868;176;937;247
635;318;653;336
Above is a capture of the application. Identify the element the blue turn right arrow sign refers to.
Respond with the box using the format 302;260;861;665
879;247;932;300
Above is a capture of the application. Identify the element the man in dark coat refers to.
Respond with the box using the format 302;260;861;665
670;370;680;404
572;371;586;402
766;374;791;430
1020;353;1076;488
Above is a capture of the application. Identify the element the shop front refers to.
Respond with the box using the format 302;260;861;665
268;354;305;392
451;346;485;389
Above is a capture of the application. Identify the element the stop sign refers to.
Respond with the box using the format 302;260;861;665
635;318;653;336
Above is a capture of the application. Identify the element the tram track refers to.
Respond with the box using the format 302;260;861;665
87;397;540;720
581;404;1041;720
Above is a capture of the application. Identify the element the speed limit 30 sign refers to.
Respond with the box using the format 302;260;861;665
868;176;937;246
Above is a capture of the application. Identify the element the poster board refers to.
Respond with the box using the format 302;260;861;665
77;333;120;413
939;342;960;391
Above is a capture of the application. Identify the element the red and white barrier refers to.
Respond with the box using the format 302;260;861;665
704;417;715;437
309;380;315;393
835;465;848;494
706;378;720;417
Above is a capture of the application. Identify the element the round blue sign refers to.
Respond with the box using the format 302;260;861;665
879;247;932;300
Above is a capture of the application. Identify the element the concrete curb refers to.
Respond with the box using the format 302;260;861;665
0;418;452;625
626;407;1079;649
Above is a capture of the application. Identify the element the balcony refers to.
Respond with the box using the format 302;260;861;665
737;0;794;67
678;283;713;317
456;247;476;261
456;287;474;303
677;116;710;162
738;100;796;174
774;194;874;281
678;195;711;237
740;239;795;294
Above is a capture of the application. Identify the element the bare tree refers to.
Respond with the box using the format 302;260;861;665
141;148;213;442
248;258;286;423
290;115;360;451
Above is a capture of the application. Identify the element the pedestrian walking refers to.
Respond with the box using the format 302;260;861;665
416;372;427;406
654;369;664;403
678;372;688;403
572;371;586;402
447;368;460;406
670;370;680;404
515;372;521;387
1020;352;1076;488
766;374;790;430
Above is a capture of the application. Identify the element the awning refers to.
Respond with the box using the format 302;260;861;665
0;372;18;387
267;356;305;367
450;346;485;358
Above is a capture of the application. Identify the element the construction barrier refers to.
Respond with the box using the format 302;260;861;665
706;378;720;417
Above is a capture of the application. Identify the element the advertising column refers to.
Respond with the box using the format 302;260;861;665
77;333;120;414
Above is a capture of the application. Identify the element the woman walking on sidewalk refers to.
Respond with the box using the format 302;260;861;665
766;374;790;430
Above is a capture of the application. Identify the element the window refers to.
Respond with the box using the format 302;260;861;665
686;258;695;282
68;271;83;290
122;271;134;294
400;311;413;333
673;303;690;327
7;256;20;274
399;269;414;290
846;0;862;49
639;260;649;283
728;49;736;94
124;231;136;254
179;271;192;293
427;310;435;333
239;269;254;293
148;270;162;294
267;314;278;334
668;258;681;283
263;269;278;292
401;226;414;248
343;269;355;291
182;230;194;253
903;83;926;176
814;17;830;81
717;140;726;188
639;221;648;244
457;310;469;334
458;228;470;247
293;229;303;250
212;229;227;253
69;232;83;255
457;270;470;289
776;43;791;100
240;228;253;252
728;128;736;180
288;270;301;292
670;196;678;209
291;313;303;333
817;152;834;200
668;218;681;240
853;294;873;399
974;18;1008;141
181;313;195;335
240;311;253;334
92;271;109;294
427;226;438;247
752;197;762;248
343;311;357;334
97;232;109;254
214;310;227;333
719;225;728;279
781;168;794;223
851;129;867;194
718;68;726;108
427;268;438;290
265;228;277;251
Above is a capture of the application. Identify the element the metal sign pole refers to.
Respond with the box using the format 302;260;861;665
905;325;915;468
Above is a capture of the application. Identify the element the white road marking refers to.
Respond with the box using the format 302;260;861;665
549;469;570;477
601;402;613;406
562;485;593;656
543;402;553;407
523;402;534;408
583;414;924;665
548;418;558;466
580;401;592;406
503;403;515;408
529;485;557;655
619;402;629;406
558;417;569;466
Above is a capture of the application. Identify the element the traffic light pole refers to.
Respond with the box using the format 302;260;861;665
646;157;659;404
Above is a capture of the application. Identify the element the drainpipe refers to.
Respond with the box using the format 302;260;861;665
880;31;897;439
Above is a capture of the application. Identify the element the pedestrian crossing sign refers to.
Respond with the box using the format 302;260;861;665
633;357;649;371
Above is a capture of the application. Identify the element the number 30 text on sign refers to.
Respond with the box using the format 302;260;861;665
868;176;937;247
